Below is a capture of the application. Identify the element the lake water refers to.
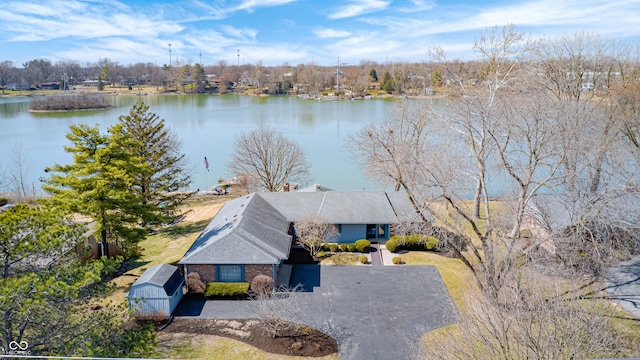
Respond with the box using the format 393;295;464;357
0;95;400;193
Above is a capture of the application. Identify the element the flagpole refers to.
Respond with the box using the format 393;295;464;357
204;156;210;192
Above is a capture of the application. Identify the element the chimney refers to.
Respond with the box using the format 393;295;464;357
283;183;290;192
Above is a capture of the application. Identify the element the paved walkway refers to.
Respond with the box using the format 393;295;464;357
369;243;383;265
380;244;396;265
605;255;640;318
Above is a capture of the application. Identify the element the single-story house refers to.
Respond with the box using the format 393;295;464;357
179;190;420;284
523;190;640;253
39;82;60;90
127;264;184;317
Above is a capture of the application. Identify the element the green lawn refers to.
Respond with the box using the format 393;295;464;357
156;333;338;360
320;253;360;265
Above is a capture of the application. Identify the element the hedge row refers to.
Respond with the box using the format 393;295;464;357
322;239;371;253
385;235;440;253
204;282;250;298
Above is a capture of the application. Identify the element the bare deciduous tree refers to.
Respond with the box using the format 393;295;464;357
249;285;305;338
425;268;630;359
9;143;37;202
227;128;310;192
430;24;530;219
294;215;339;256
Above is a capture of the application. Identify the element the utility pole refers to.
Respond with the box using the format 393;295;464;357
168;43;172;66
237;49;240;66
199;50;202;65
336;57;340;98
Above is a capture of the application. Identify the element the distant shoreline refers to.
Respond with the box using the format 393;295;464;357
1;89;451;101
29;106;115;113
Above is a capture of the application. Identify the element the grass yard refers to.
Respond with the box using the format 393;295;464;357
403;250;640;358
104;194;234;303
320;253;360;265
155;333;338;360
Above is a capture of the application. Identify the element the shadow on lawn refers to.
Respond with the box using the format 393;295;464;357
157;219;210;238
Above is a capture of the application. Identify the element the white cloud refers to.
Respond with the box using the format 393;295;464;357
397;0;435;13
0;0;182;42
329;0;391;19
234;0;298;12
314;27;351;39
220;26;258;42
190;0;297;20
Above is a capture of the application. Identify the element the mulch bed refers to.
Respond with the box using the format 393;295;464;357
161;318;338;357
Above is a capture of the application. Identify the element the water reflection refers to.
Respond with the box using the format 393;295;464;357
0;95;393;192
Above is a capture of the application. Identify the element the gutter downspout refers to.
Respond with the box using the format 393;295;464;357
183;264;189;292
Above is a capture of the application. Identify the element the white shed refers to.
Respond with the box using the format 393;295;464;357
127;264;184;317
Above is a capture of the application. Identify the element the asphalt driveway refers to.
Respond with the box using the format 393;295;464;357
175;265;458;360
605;255;640;319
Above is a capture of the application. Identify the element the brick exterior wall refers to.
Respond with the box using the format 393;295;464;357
185;264;276;284
186;264;216;284
245;264;275;284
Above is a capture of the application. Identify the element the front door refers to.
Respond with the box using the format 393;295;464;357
366;224;377;238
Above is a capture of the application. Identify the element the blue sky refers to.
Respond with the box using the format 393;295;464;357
1;0;639;67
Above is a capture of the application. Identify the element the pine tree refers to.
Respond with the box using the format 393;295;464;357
0;203;96;353
381;71;394;93
118;103;192;225
43;123;150;257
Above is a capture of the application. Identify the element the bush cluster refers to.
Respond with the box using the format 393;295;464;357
0;198;7;206
204;282;250;298
250;274;274;298
322;240;371;253
392;256;403;265
316;251;327;258
186;272;206;293
354;239;371;252
358;255;368;264
386;234;440;253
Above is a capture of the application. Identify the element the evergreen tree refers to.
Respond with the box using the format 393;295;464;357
0;203;155;356
118;103;192;225
369;69;378;82
381;71;394;93
43;123;150;257
431;68;443;87
0;203;94;353
194;63;206;92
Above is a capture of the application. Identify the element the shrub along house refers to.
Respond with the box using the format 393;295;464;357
179;190;418;285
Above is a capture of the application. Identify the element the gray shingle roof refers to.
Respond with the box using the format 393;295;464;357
527;190;640;231
180;193;292;265
180;191;422;265
298;184;334;192
132;264;183;295
258;191;416;224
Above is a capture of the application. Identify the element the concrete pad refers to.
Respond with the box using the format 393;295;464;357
379;244;396;265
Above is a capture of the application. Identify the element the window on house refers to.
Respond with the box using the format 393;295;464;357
217;265;244;282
